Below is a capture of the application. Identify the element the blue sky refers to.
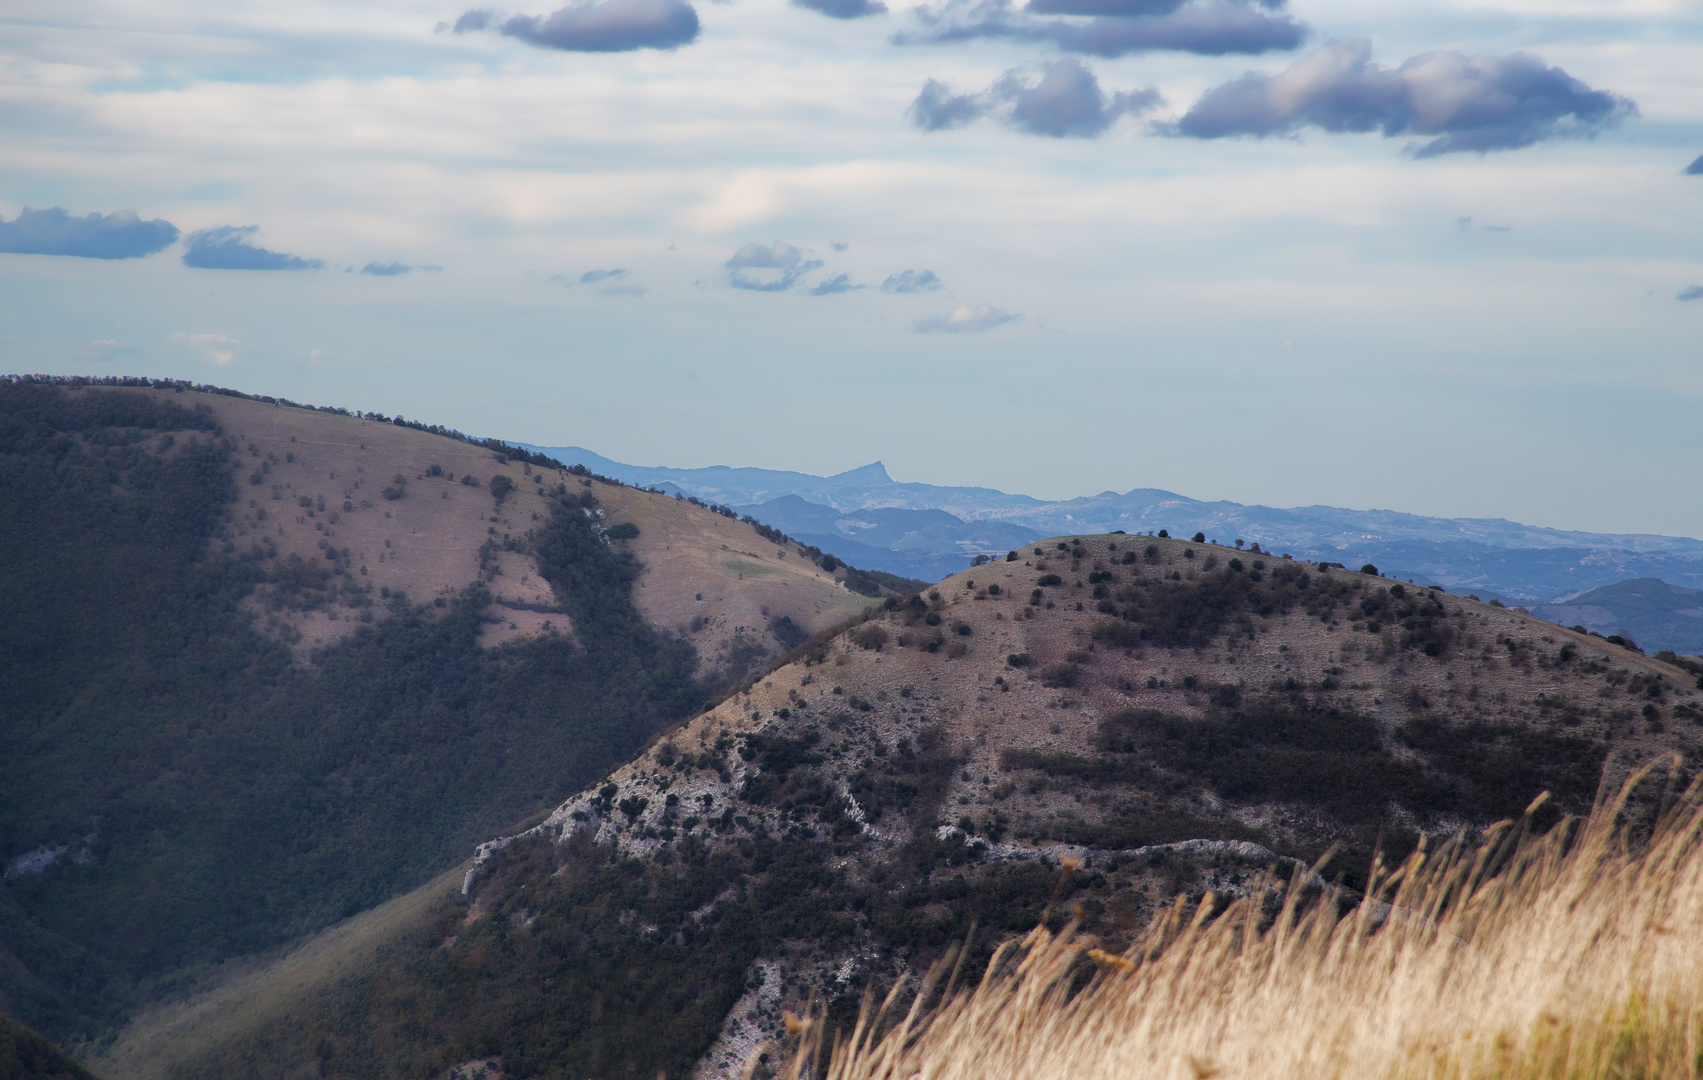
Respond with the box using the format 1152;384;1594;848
1;0;1700;535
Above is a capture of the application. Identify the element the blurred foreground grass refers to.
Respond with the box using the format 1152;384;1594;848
790;758;1703;1080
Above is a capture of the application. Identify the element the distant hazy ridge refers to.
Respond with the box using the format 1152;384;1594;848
526;446;1703;650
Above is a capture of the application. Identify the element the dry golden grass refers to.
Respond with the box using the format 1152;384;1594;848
790;759;1703;1080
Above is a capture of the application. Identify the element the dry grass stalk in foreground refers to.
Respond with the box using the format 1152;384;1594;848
787;759;1703;1080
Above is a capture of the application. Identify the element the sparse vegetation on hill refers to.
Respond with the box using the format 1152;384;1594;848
0;383;701;1043
0;379;919;1069
122;534;1703;1080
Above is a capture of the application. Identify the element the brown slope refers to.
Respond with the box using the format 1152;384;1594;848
146;531;1689;1076
137;533;1701;1080
83;388;878;679
537;531;1696;866
469;533;1699;1077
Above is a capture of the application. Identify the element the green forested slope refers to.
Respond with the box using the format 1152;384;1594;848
0;383;700;1043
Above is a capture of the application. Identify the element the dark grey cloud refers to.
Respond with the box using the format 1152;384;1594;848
581;268;627;282
1679;285;1703;302
1027;0;1182;15
1170;38;1635;156
0;207;178;260
910;59;1161;138
914;304;1022;333
1685;154;1703;176
726;240;823;292
809;273;865;295
882;269;942;292
897;0;1307;58
362;262;412;276
182;226;323;271
911;79;987;131
793;0;886;19
465;0;699;51
1029;0;1170;14
1005;59;1163;136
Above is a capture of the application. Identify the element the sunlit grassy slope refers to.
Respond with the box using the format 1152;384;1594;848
792;760;1703;1080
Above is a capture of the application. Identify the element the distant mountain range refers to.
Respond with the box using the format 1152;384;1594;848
526;447;1703;651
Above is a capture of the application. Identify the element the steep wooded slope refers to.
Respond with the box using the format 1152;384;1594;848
0;1010;98;1080
0;379;886;1048
136;535;1703;1080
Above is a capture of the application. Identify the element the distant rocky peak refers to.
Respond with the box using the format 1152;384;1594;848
827;461;892;485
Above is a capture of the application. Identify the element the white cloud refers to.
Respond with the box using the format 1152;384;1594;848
170;331;241;366
914;304;1023;332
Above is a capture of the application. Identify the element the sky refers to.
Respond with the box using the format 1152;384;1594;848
1;0;1700;536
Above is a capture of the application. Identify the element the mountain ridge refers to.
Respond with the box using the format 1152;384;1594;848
524;445;1703;611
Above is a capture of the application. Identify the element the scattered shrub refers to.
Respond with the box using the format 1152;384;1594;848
1041;663;1080;688
854;624;889;651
